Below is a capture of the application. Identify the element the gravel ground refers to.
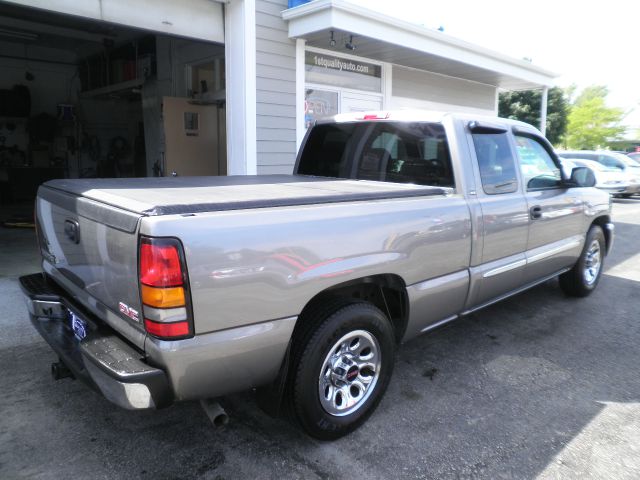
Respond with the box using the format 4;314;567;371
1;199;639;480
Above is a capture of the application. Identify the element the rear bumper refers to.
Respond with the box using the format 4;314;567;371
20;273;173;409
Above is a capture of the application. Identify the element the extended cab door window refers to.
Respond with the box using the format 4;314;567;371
514;135;562;190
471;133;519;194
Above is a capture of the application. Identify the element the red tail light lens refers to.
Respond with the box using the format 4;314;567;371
140;239;183;287
144;319;190;338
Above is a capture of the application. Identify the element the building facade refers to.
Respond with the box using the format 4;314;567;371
0;0;556;185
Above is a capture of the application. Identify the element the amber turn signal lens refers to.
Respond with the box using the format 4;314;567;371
141;284;185;308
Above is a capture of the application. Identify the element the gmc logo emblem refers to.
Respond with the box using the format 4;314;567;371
64;219;80;244
119;302;139;322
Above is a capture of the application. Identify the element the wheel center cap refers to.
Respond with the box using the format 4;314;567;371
330;355;358;386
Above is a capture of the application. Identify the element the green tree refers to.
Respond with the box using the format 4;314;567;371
498;87;568;144
563;85;626;149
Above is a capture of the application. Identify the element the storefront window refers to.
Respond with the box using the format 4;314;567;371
305;51;382;93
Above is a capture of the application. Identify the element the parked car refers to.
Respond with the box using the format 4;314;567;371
627;152;640;163
21;111;613;439
557;150;640;197
559;158;633;196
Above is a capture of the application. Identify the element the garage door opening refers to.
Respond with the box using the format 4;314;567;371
0;4;226;205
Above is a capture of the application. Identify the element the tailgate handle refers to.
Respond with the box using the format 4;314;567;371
64;219;80;244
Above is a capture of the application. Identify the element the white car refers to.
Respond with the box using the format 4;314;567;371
560;158;632;195
558;151;640;197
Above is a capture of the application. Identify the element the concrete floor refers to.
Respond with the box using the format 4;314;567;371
1;199;639;479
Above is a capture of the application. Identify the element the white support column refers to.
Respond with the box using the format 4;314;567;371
296;38;306;150
540;86;549;136
383;62;392;109
225;0;257;175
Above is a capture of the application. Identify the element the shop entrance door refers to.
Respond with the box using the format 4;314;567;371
163;97;226;177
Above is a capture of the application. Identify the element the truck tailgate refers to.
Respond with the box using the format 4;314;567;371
36;185;145;346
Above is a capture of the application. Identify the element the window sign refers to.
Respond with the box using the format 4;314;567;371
305;51;382;93
305;89;339;128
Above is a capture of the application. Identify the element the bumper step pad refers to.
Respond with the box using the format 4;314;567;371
20;273;173;409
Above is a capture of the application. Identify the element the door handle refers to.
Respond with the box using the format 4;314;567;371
530;205;542;219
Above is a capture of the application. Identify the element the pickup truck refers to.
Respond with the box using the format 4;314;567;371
21;111;613;440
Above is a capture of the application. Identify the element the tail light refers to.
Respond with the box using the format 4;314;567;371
139;236;193;340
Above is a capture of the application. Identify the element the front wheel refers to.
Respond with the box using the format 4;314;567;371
559;225;606;297
291;301;395;440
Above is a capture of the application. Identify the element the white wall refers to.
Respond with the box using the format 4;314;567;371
255;0;298;175
392;65;497;115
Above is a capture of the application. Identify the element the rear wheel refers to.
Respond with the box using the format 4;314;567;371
559;225;605;297
290;301;395;440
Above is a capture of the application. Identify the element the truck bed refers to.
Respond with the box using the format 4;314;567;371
43;175;449;216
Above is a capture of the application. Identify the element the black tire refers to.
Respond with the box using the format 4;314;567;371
559;225;606;297
290;301;395;440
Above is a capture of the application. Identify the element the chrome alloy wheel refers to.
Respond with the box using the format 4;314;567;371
583;239;602;285
318;330;381;417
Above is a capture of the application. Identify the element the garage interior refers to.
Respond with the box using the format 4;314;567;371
0;3;227;205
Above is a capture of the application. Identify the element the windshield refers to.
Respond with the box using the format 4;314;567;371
605;152;640;167
621;156;640;167
297;122;454;187
575;161;616;172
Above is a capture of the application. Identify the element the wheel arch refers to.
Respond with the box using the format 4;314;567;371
296;274;409;345
591;215;613;254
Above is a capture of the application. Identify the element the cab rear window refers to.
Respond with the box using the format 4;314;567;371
297;122;454;187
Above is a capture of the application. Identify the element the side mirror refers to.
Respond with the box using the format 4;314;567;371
569;166;596;188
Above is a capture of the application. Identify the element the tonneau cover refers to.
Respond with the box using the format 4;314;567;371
43;175;448;216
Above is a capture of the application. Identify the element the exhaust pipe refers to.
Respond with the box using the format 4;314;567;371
200;398;229;427
51;361;74;380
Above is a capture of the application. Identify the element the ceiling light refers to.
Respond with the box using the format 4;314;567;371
345;35;355;51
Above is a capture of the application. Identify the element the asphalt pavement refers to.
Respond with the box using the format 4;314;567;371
1;199;639;480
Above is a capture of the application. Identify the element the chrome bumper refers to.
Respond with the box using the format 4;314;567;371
20;273;172;410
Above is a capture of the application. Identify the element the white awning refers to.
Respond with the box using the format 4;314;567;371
283;0;557;90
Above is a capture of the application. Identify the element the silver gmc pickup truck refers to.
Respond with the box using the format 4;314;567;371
21;111;613;439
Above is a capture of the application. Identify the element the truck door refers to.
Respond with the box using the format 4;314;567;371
512;132;584;282
466;125;530;308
